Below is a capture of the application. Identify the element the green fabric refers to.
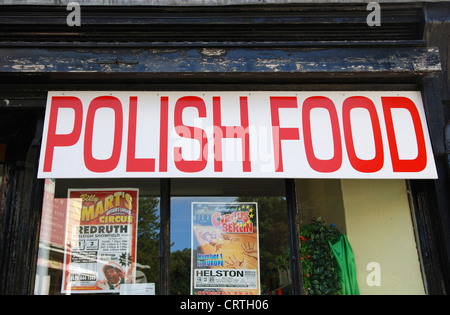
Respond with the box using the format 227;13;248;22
329;234;360;295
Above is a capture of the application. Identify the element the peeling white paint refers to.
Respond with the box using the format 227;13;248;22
11;64;45;71
201;48;226;56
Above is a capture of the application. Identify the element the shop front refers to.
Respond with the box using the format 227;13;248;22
33;90;437;295
1;1;450;296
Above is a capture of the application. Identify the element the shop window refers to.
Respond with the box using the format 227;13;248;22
170;178;292;295
296;179;425;295
34;176;424;295
34;179;160;295
34;178;292;295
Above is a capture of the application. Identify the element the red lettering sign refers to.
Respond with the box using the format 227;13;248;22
213;96;251;172
43;96;83;172
382;96;427;172
126;96;155;172
38;92;437;179
173;96;208;173
342;96;384;173
84;96;123;173
270;97;300;172
303;96;342;173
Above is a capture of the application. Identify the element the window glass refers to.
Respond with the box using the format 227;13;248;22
34;178;293;295
34;179;160;295
170;179;292;295
296;179;425;295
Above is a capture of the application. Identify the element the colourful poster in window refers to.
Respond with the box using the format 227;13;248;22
191;202;260;295
61;189;139;294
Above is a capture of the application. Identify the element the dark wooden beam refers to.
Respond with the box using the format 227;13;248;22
0;46;441;76
0;3;424;44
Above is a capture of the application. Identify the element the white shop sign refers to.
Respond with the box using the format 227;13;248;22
38;91;437;179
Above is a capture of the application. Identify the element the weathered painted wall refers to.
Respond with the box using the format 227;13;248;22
341;179;425;295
